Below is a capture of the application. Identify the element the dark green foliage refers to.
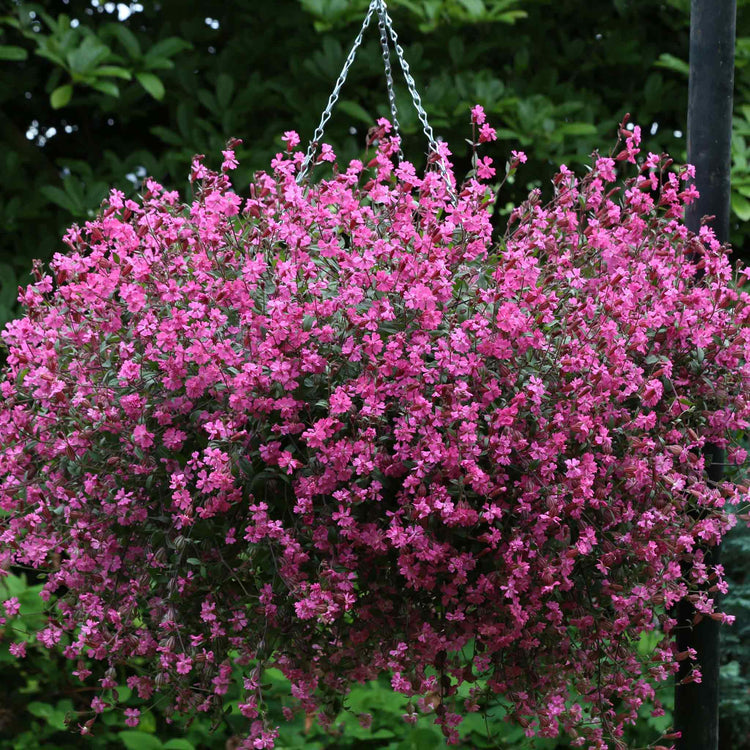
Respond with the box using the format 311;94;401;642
719;509;750;750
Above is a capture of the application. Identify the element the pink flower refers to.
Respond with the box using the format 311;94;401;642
221;149;239;171
176;654;193;675
163;427;187;450
642;378;664;407
478;123;497;143
281;130;300;149
470;105;486;125
329;388;353;415
476;156;496;180
124;708;140;727
132;424;155;449
511;149;527;164
9;642;26;658
118;360;141;383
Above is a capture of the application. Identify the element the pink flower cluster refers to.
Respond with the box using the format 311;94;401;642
0;115;749;748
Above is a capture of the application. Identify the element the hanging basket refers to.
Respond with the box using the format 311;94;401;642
1;2;749;748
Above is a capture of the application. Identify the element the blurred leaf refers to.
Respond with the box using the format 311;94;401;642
337;99;372;124
137;71;165;100
407;726;444;749
732;192;750;221
456;0;485;16
216;72;234;109
150;125;183;146
654;52;690;76
0;44;27;60
50;83;72;108
493;10;527;23
118;731;164;750
67;35;111;74
96;65;133;80
105;23;142;59
557;122;598;136
90;79;120;97
145;36;192;61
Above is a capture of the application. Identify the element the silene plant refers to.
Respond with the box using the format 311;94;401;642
1;109;749;749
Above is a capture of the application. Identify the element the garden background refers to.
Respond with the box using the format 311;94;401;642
0;0;748;748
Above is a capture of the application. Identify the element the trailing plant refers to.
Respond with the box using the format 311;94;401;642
0;113;749;749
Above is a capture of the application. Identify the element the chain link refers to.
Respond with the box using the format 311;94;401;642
376;3;404;161
297;0;379;182
378;1;456;200
298;0;455;203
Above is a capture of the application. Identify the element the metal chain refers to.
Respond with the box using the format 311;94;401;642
377;1;437;154
376;3;404;161
298;0;455;203
378;1;456;200
297;0;379;182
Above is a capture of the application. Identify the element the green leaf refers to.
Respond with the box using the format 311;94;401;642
654;52;690;77
0;44;27;60
216;72;234;109
89;79;120;97
145;36;192;61
26;701;69;730
96;65;133;80
150;125;183;146
136;71;165;100
27;702;54;719
407;726;443;749
50;83;73;109
494;10;528;23
40;184;79;214
105;23;141;59
67;36;111;74
557;122;598;136
732;192;750;221
337;99;372;124
456;0;485;16
118;731;163;750
163;740;195;750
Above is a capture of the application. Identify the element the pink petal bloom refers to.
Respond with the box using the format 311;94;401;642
281;130;300;149
124;708;140;727
176;654;193;675
476;156;496;180
132;424;155;449
3;597;20;617
329;388;353;415
511;149;527;164
163;428;187;451
221;149;239;171
9;642;26;658
478;123;497;143
470;105;486;125
117;360;141;383
642;378;664;407
728;446;748;465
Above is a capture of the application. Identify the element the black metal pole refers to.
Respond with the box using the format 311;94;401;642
675;2;736;749
685;0;735;243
